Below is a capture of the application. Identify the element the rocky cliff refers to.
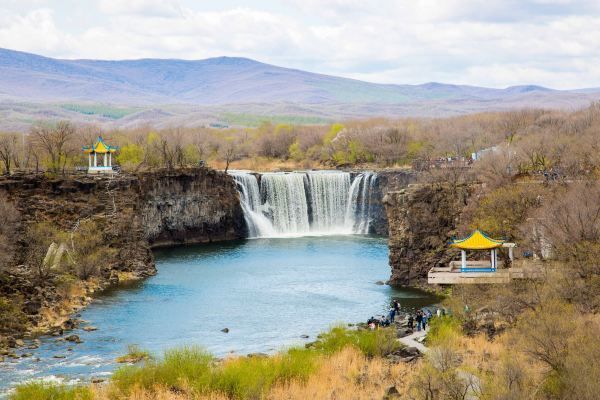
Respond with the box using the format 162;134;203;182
369;170;417;236
384;183;472;286
139;169;246;247
0;168;245;340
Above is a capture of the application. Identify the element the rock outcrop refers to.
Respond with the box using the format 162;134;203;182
139;169;246;247
369;170;416;235
0;168;245;339
384;183;472;286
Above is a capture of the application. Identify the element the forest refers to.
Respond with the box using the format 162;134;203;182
0;103;599;175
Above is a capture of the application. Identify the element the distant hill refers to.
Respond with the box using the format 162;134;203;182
0;47;599;130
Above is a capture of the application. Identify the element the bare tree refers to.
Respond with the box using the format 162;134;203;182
219;138;242;172
0;194;20;271
30;121;76;174
0;134;19;174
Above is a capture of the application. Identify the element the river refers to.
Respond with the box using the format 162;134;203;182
0;235;438;396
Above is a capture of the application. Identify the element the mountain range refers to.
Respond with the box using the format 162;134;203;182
0;47;599;130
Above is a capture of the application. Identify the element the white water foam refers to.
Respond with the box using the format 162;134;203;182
230;170;377;238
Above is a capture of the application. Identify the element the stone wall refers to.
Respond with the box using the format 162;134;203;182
384;183;472;286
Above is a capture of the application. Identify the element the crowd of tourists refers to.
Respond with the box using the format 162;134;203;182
366;301;446;331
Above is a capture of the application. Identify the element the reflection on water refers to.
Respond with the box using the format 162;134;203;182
0;236;439;395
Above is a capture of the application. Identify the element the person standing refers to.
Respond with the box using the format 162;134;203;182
408;314;414;330
415;311;423;331
388;307;396;323
393;300;400;314
422;310;429;330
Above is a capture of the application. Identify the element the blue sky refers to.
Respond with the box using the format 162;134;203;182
1;0;599;89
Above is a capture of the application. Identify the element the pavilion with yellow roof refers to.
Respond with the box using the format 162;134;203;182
450;229;515;272
82;136;119;174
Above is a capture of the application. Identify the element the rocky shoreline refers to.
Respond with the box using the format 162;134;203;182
0;168;245;356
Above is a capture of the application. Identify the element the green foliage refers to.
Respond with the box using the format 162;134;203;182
211;348;317;399
312;325;401;357
322;123;344;145
9;382;93;400
426;316;462;347
111;345;318;399
288;140;304;161
111;346;212;395
115;344;152;364
116;143;144;168
61;104;138;119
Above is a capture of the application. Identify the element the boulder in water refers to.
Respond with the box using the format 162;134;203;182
65;334;82;343
221;328;229;333
83;326;98;332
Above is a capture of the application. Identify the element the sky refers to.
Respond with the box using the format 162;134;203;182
0;0;599;89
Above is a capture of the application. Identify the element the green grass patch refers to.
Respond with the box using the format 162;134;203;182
312;325;401;357
9;382;93;400
219;113;330;127
115;344;152;364
60;104;140;119
426;316;463;346
110;345;319;399
13;326;401;400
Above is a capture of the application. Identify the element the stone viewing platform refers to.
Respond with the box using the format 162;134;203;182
428;259;544;284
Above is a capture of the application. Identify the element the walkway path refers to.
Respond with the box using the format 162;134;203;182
398;328;428;353
398;327;481;400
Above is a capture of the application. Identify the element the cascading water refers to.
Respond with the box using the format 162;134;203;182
345;172;377;234
230;172;276;238
261;173;310;235
229;170;377;238
307;172;351;233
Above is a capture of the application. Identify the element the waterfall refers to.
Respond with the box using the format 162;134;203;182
345;172;377;234
230;172;276;238
229;170;377;238
261;173;310;235
307;172;351;233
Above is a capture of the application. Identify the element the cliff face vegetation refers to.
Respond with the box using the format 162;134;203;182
0;169;244;343
384;183;472;285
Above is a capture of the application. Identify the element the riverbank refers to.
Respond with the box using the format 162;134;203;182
0;235;439;394
0;169;246;349
8;324;418;400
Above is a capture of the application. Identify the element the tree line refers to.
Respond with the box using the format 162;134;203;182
0;103;599;178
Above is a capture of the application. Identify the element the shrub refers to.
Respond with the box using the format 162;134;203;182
110;345;213;396
426;316;462;347
212;348;317;399
313;325;401;357
115;344;151;364
10;382;93;400
110;345;318;399
0;297;28;335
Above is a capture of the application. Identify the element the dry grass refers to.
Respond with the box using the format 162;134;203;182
89;347;412;400
266;347;412;400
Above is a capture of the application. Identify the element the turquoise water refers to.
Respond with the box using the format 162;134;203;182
0;236;438;394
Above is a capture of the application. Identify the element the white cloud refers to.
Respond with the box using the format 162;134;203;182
0;1;599;89
0;8;75;55
98;0;183;17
